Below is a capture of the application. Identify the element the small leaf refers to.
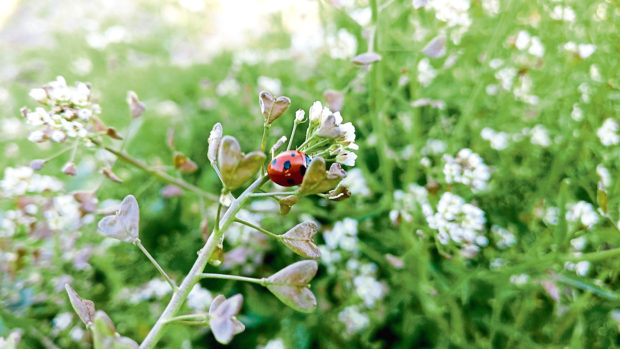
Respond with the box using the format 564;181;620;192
259;91;291;124
62;162;77;176
228;152;265;189
30;159;46;170
598;181;608;214
299;158;346;195
218;136;265;190
92;311;139;349
317;114;341;138
323;90;344;112
327;186;351;201
126;91;145;119
208;123;223;164
352;52;382;66
209;294;245;344
65;284;96;327
173;152;198;173
280;222;321;259
106;127;123;140
102;168;123;183
161;185;183;198
422;34;447;58
266;260;318;313
279;195;299;215
97;195;140;242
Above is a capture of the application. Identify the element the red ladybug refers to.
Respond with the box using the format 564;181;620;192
267;150;311;186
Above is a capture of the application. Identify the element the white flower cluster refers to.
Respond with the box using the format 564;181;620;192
597;118;619;146
389;184;430;224
417;58;437;87
427;0;471;28
491;225;516;249
549;5;576;22
489;60;539;105
442;148;491;191
481;127;509;150
306;101;358;166
0;166;63;197
22;76;101;144
528;125;552;147
319;219;386;335
565;201;599;229
514;30;545;58
128;278;173;304
562;42;596;59
340;168;371;196
425;192;488;257
338;305;370;336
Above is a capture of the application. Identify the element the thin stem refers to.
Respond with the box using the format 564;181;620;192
136;240;178;291
199;273;268;286
297;134;316;151
139;175;269;349
164;314;207;324
302;138;329;153
90;138;217;202
44;146;73;161
249;191;296;197
260;123;271;173
215;202;223;234
233;218;281;239
287;121;299;150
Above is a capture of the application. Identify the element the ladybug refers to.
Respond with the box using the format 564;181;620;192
267;150;311;187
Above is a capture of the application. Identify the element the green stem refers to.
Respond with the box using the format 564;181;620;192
164;314;207;324
199;273;268;286
260;123;271;173
233;218;281;239
139;175;269;349
297;134;316;151
287;121;299;150
249;191;296;197
302;138;329;153
90;138;217;202
136;240;178;291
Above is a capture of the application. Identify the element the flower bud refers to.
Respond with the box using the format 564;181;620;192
126;90;145;119
295;110;305;123
271;136;287;154
62;162;77;176
102;168;123;183
30;159;47;171
352;52;382;66
207;123;223;164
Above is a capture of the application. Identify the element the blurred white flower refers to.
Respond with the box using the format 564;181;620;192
258;338;287;349
417;58;437;87
427;0;471;28
597;118;619;146
571;104;583;121
481;127;509;150
257;76;282;96
550;5;576;22
421;139;446;155
187;284;213;311
353;274;386;308
216;78;241;96
52;312;73;331
566;201;598;229
530;125;551;147
597;164;611;188
491;225;516;248
340;168;370;196
338;305;370;335
510;273;529;285
327;29;357;59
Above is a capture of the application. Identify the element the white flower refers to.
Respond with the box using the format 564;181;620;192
257;76;282;96
187;284;213;311
258;338;287;349
29;88;47;103
550;5;576;22
353;275;386;307
295;109;305;122
417;58;437;87
427;0;472;28
421;139;446;155
575;261;590;276
338;306;370;335
336;151;357;166
597;118;619;146
510;273;529;285
495;67;517;91
597;165;612;188
69;326;85;341
52;312;73;331
515;30;531;50
566;201;599;229
491;225;516;248
327;29;357;59
340;168;370;196
442;149;491;191
481;127;509;150
309;101;323;123
530;125;551;147
578;44;596;59
571;104;583;121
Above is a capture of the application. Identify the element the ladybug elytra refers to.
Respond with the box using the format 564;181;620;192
267;150;311;186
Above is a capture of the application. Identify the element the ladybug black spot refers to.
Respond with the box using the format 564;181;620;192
271;159;277;166
290;152;296;157
300;165;306;176
287;179;295;185
283;160;291;170
305;155;311;167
